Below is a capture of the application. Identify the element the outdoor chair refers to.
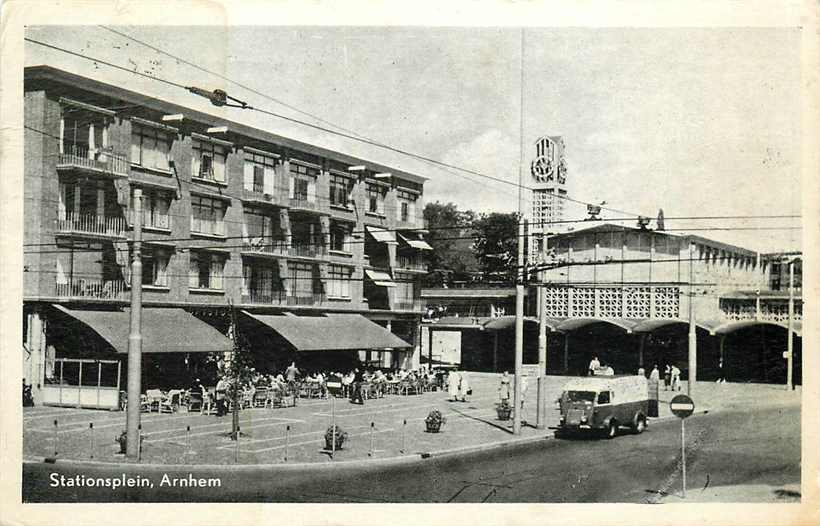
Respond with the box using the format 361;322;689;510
187;390;203;413
145;389;174;413
253;387;269;408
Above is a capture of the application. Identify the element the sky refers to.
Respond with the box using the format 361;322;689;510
25;25;803;252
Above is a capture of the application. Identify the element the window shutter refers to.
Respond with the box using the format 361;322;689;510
307;180;316;203
156;195;170;229
396;200;403;221
188;253;199;288
244;162;254;191
288;176;295;199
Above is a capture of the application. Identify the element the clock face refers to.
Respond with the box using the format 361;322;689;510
531;136;556;181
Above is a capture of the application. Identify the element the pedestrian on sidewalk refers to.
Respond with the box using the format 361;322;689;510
716;357;726;383
215;376;228;417
499;371;511;401
519;376;529;410
664;364;672;391
459;371;471;402
649;364;660;383
671;365;681;391
447;370;461;402
350;368;365;405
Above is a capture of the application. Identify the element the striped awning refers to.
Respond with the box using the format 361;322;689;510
364;269;396;287
366;226;397;244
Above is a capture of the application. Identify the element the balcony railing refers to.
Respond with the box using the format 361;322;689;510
288;195;321;212
289;242;326;258
720;299;803;323
57;213;127;238
129;210;171;231
55;279;127;300
396;255;427;271
58;144;128;177
242;238;288;256
241;289;286;305
242;186;279;205
287;293;325;306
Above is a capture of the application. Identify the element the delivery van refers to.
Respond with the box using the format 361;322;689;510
556;375;649;438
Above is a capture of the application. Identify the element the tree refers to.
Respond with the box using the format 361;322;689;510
422;202;478;286
472;212;522;283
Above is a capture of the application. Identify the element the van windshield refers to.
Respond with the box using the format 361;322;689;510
566;391;596;402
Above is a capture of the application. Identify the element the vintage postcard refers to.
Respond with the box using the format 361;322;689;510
1;1;817;525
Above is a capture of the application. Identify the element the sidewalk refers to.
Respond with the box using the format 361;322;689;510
23;375;800;466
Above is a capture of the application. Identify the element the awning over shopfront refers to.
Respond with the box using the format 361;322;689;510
398;233;433;251
241;311;411;351
366;226;397;244
364;269;396;287
53;305;234;354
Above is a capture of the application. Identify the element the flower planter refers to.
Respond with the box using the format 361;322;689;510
325;437;344;450
496;407;512;421
425;421;442;433
324;426;347;451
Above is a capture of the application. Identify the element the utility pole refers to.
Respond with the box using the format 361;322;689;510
687;241;696;397
536;281;547;429
513;27;526;435
786;258;794;391
126;189;143;459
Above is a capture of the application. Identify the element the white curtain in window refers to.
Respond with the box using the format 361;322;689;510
263;165;276;195
242;263;250;295
288;176;295;199
155;252;168;286
155;195;170;229
188;253;199;288
243;162;254;191
58;183;67;220
213;153;226;182
56;259;68;285
307;180;316;203
210;256;223;289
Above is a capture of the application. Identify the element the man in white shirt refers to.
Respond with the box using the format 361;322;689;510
588;356;601;376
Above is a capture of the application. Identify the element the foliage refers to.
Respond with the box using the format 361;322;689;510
422;201;478;286
425;408;447;426
325;425;348;448
472;211;523;283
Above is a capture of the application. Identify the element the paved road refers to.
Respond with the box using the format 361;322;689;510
24;404;799;502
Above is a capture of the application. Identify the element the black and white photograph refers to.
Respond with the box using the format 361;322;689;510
1;1;818;524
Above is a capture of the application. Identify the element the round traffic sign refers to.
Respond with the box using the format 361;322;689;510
670;394;695;418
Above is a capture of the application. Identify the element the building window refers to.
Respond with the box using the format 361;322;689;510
366;183;385;215
130;189;171;230
130;124;171;171
61;109;107;157
244;151;276;194
242;262;281;297
395;271;415;306
330;174;354;208
289;262;318;297
326;265;352;298
330;223;352;252
141;246;170;287
192;140;228;183
396;189;417;223
243;207;279;244
189;251;224;290
288;162;318;202
190;195;226;236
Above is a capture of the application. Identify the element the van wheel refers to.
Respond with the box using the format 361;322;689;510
634;416;646;434
606;420;618;439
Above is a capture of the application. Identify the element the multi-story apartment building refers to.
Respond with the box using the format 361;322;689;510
22;66;431;406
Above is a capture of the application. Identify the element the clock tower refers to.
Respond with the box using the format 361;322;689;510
528;135;568;262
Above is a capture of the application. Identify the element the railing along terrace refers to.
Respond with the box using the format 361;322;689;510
58;143;128;177
55;279;127;300
58;213;127;237
241;289;286;305
242;238;288;256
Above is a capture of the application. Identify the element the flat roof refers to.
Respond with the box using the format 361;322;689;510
25;65;427;185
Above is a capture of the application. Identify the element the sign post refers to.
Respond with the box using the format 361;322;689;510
670;394;695;498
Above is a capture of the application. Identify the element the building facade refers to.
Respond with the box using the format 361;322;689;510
22;66;431;404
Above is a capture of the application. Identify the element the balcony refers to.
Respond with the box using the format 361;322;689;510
241;239;288;257
57;213;127;239
57;144;128;178
396;255;427;272
241;289;286;305
719;298;803;323
288;195;324;213
289;242;326;259
55;279;127;300
242;186;280;206
287;293;325;306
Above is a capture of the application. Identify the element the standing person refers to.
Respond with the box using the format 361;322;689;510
447;370;461;402
671;365;681;391
499;371;511;401
285;361;300;396
350;368;365;405
588;355;601;376
459;371;470;402
215;376;228;417
716;357;726;383
519;376;529;411
664;364;672;391
649;364;660;382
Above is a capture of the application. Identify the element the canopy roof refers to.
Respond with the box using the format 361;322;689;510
367;226;398;244
364;269;396;287
398;233;433;250
53;305;234;354
242;311;411;351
